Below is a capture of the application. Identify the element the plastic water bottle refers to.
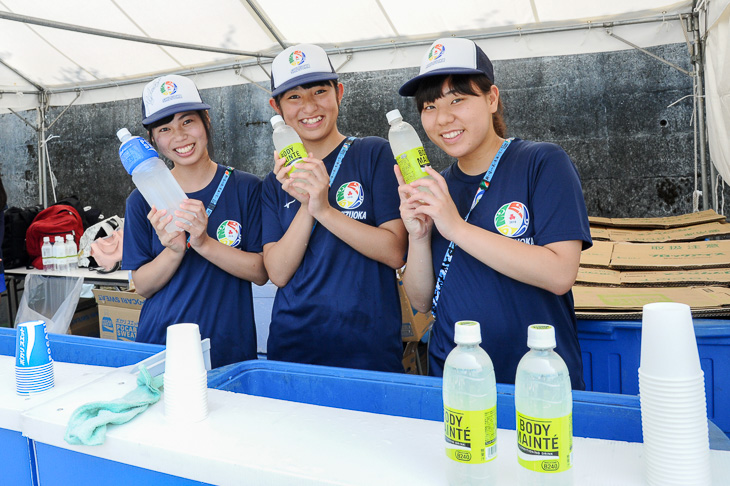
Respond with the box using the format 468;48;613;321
117;128;189;233
65;234;78;270
515;324;573;486
41;236;53;271
443;320;497;485
52;236;68;272
386;109;433;193
270;115;308;193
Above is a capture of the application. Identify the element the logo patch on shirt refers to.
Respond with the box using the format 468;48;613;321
217;220;243;247
336;181;364;209
494;201;530;238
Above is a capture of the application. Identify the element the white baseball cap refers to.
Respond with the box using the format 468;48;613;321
399;38;495;96
141;74;211;127
270;44;339;97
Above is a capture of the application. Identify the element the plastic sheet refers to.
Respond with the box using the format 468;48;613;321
14;275;83;334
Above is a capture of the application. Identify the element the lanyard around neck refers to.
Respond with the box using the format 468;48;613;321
311;137;356;233
431;138;513;316
186;166;233;249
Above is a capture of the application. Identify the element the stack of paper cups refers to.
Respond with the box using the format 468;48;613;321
639;302;712;486
15;320;55;395
164;323;208;422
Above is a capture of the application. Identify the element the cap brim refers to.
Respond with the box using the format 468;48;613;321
271;72;339;97
142;102;212;127
398;67;485;97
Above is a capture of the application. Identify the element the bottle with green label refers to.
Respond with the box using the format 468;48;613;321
386;109;433;194
270;114;309;193
515;324;573;486
443;320;497;485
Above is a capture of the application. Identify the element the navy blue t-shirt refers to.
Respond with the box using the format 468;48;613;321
262;136;403;372
429;139;592;389
122;165;263;368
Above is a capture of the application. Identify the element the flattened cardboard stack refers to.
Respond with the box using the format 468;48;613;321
575;209;730;319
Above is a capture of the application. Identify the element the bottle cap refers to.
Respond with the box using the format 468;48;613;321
386;109;402;125
54;236;63;243
527;324;556;349
270;115;284;128
116;128;132;142
454;320;482;345
66;234;73;240
43;236;50;242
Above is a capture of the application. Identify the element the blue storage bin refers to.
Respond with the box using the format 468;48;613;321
577;319;730;436
209;359;646;443
0;328;164;486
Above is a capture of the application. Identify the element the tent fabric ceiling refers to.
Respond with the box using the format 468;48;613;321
0;0;696;111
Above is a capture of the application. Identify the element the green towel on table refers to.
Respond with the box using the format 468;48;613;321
64;365;164;446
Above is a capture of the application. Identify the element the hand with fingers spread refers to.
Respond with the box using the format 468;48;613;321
147;206;187;253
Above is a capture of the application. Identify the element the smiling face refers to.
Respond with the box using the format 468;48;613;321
269;81;344;151
150;111;210;167
419;77;501;166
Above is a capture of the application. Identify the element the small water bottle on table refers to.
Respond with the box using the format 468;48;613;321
117;128;189;233
52;236;68;272
41;236;53;271
443;320;497;485
515;324;574;486
65;234;78;270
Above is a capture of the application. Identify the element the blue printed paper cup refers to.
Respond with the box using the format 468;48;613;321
15;320;53;368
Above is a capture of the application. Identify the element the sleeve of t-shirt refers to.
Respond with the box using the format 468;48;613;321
239;171;263;253
261;172;284;245
530;144;592;250
368;138;402;227
121;190;156;271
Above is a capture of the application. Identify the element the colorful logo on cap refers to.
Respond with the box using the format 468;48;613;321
289;50;307;66
217;220;242;247
336;181;364;209
160;80;177;96
494;201;530;237
428;44;446;62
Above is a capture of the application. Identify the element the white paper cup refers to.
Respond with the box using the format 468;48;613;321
165;323;206;378
16;320;53;368
640;303;702;379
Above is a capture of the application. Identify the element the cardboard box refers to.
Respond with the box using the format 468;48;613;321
67;298;100;337
572;285;730;311
602;222;730;243
92;288;145;341
610;240;730;270
579;240;613;267
397;270;434;342
588;209;725;229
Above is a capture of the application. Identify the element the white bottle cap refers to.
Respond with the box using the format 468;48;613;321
270;114;284;127
66;234;73;240
527;324;556;349
116;127;132;142
54;236;63;243
43;236;50;242
454;320;482;345
386;109;402;124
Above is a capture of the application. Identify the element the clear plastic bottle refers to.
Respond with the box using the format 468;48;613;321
386;109;433;193
65;234;78;270
270;115;308;193
443;320;498;485
117;128;189;233
52;236;68;272
515;324;573;486
41;236;53;271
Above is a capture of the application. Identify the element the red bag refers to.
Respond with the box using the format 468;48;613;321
26;204;85;269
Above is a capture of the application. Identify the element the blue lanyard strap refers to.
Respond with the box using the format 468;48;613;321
186;166;233;249
431;138;513;316
311;137;356;233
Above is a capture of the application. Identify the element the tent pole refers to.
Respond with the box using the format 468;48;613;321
37;92;49;208
692;13;710;211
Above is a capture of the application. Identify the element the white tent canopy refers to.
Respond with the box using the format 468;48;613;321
0;0;700;110
0;0;728;211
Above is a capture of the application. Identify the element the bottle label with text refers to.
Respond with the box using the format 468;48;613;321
444;405;497;464
396;146;431;184
516;411;573;473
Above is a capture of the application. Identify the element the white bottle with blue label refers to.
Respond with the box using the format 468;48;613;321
117;128;188;233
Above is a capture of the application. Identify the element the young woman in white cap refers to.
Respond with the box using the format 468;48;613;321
122;74;268;368
396;38;592;388
262;44;407;372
